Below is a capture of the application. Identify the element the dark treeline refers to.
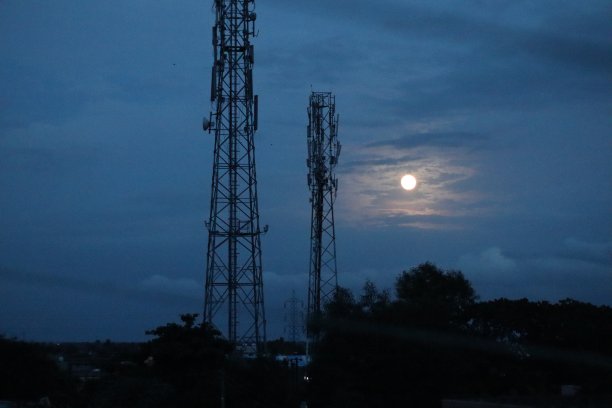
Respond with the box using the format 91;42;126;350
1;262;611;407
308;262;612;407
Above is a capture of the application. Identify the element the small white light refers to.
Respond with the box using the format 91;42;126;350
401;174;417;191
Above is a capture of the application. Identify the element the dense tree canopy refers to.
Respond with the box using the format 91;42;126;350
307;263;612;407
394;262;476;328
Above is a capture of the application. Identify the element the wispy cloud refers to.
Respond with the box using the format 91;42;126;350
561;238;612;265
139;274;200;297
367;131;489;151
269;0;612;75
338;127;486;229
0;267;201;305
458;240;612;305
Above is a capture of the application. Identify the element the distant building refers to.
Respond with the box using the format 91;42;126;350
442;401;532;408
275;354;309;367
70;364;102;381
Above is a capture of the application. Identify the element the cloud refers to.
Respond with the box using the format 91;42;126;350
0;267;201;305
261;1;611;127
0;61;92;130
0;145;101;176
271;0;612;75
562;238;612;265
458;247;517;277
367;132;489;151
139;274;200;297
0;266;203;341
458;242;612;305
337;127;483;229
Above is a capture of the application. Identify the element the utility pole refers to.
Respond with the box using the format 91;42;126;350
306;92;341;342
203;0;265;356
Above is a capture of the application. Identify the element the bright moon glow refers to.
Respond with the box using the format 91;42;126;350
401;174;417;191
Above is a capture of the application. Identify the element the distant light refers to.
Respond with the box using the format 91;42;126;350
401;174;417;191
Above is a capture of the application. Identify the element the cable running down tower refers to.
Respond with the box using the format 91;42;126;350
306;92;340;338
203;0;265;355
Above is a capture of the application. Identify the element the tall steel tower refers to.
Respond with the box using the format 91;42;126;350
203;0;265;355
306;92;340;337
284;290;304;343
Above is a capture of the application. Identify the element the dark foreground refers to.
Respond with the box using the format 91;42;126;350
2;264;612;407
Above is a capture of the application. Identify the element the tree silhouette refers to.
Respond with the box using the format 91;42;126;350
395;262;476;328
307;263;612;407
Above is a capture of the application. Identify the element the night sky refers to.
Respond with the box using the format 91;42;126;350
1;1;611;342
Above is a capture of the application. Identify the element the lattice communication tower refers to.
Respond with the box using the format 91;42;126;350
202;0;265;355
284;290;305;343
306;92;340;337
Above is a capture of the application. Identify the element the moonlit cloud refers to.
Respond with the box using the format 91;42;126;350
338;130;483;229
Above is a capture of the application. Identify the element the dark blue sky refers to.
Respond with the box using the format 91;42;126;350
1;1;611;342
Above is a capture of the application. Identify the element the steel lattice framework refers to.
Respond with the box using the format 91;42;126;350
203;0;265;355
306;92;340;336
284;290;304;343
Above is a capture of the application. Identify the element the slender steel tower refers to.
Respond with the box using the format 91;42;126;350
284;290;304;343
203;0;265;355
306;92;340;338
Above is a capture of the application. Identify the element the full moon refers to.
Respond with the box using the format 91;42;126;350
401;174;417;191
